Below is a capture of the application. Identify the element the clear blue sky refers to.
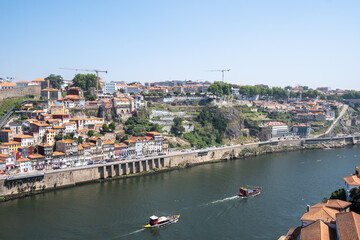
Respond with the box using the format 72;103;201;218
1;0;359;90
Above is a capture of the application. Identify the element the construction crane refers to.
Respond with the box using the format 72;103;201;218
208;69;231;82
60;68;108;99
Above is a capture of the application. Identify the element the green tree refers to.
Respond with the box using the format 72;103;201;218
77;136;83;144
102;124;110;132
109;122;116;131
72;73;98;92
119;88;125;93
130;92;135;95
55;135;63;141
171;117;185;137
45;74;64;90
87;130;95;137
174;90;181;96
329;188;346;201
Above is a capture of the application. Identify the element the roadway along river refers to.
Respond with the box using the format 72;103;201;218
1;146;360;240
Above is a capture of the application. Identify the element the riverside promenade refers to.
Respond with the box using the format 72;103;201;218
1;135;359;199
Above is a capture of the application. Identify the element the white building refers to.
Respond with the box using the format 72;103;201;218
266;122;289;138
63;122;77;134
17;158;33;172
104;82;116;94
343;166;360;201
13;135;36;147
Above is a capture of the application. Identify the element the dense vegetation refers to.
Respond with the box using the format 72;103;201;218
45;74;64;90
0;96;33;119
171;117;185;137
124;111;162;136
342;91;360;99
183;107;227;148
71;73;99;100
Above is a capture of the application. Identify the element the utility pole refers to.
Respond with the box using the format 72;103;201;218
60;68;108;99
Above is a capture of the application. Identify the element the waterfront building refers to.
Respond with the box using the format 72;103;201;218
28;153;46;170
102;141;115;160
16;158;32;173
56;139;78;155
343;166;360;201
115;143;128;157
292;124;312;137
266;122;289;138
0;154;15;170
38;144;53;165
146;132;163;153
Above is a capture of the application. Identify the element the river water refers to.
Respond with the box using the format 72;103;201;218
1;146;359;240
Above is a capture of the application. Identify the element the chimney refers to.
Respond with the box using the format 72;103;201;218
306;205;310;212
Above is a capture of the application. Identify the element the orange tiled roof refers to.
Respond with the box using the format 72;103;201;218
0;82;16;87
335;211;360;240
103;141;114;145
13;135;34;139
147;131;161;135
57;139;75;143
42;88;59;92
326;199;352;210
53;151;65;156
28;154;45;159
344;175;360;186
301;203;338;223
17;158;30;162
299;220;335;240
32;78;45;82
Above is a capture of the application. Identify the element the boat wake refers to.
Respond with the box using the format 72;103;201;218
202;195;239;206
114;228;145;239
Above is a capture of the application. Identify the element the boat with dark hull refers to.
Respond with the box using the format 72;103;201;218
143;215;180;228
238;186;262;198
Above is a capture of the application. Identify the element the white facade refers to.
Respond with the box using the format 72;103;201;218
104;82;116;94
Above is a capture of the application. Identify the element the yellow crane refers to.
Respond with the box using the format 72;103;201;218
208;69;231;82
60;67;108;99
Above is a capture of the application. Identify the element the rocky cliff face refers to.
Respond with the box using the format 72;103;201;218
208;106;245;140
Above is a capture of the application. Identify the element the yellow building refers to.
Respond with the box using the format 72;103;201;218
3;141;20;152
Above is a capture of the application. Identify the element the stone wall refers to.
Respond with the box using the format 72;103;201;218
0;85;41;102
2;137;358;199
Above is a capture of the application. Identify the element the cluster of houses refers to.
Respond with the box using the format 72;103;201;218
279;166;360;240
253;100;338;121
0;129;167;173
0;78;168;173
102;80;211;95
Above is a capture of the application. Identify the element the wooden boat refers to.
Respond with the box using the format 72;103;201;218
238;186;261;197
143;215;180;228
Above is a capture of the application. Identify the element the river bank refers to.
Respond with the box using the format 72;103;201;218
1;137;358;202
